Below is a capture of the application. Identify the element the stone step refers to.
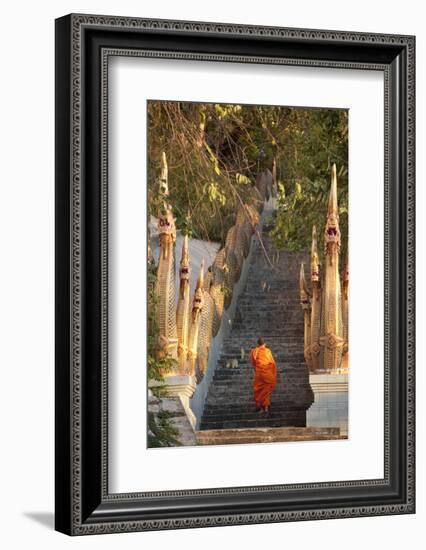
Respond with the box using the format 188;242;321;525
214;364;306;370
218;357;305;364
196;427;344;445
245;299;298;303
226;324;303;329
208;379;309;387
203;392;310;403
217;357;305;362
219;348;304;355
234;304;301;308
211;374;309;382
220;353;303;358
244;293;299;298
206;384;311;393
207;388;309;395
231;324;303;328
226;321;303;326
225;328;303;332
222;338;303;343
228;335;302;339
211;364;307;377
233;309;301;314
214;364;306;369
229;322;303;327
203;401;309;412
232;324;303;328
218;355;304;360
235;317;301;321
200;417;307;430
205;394;312;404
232;314;302;319
202;406;313;419
214;366;307;373
211;371;308;378
208;383;307;391
222;340;304;346
214;371;305;378
204;396;313;406
205;396;312;404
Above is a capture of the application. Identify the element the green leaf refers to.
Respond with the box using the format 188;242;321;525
236;173;250;185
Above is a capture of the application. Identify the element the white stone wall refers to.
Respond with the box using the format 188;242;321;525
306;373;349;437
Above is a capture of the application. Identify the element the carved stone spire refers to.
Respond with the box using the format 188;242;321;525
155;152;178;361
157;152;176;257
186;260;204;376
324;163;341;262
310;225;322;370
300;263;312;370
176;235;191;372
320;164;344;370
311;225;320;283
159;151;169;197
157;151;176;261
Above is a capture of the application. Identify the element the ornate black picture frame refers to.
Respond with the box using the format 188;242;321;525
55;14;415;535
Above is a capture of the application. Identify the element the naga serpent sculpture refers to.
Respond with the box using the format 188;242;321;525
300;164;348;372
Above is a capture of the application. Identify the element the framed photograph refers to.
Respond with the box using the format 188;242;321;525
55;14;415;535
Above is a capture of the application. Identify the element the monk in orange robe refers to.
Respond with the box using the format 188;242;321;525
250;337;277;413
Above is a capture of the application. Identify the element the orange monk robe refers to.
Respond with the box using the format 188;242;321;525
250;345;277;408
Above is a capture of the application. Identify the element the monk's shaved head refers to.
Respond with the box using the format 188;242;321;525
257;337;265;346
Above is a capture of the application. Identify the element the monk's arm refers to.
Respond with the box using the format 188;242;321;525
250;349;256;368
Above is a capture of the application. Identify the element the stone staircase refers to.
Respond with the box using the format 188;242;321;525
199;227;314;431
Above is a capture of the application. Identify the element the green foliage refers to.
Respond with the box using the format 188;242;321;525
206;181;226;206
236;173;251;185
148;101;348;258
148;101;278;243
270;109;348;261
147;410;181;448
